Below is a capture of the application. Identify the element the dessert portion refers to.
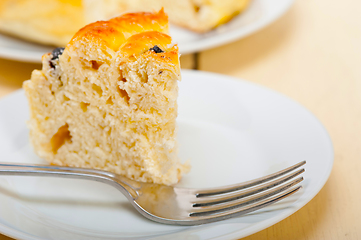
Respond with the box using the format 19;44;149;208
0;0;124;46
23;10;189;185
0;0;250;46
123;0;250;33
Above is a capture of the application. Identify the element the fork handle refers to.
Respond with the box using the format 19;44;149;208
0;163;138;200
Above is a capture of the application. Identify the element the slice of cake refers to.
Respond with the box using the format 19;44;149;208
0;0;126;46
0;0;249;46
23;10;189;185
122;0;250;33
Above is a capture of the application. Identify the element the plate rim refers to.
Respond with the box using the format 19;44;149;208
179;0;295;55
182;70;335;239
0;69;334;240
0;0;295;62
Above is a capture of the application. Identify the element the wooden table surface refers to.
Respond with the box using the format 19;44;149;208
0;0;360;239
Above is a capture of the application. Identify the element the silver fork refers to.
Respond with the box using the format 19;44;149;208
0;161;305;225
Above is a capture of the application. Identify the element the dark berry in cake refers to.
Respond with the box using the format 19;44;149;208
50;47;65;69
149;45;164;53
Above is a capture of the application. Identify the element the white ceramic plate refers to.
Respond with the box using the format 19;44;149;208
0;0;294;62
0;70;333;240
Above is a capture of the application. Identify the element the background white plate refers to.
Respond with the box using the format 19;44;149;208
0;70;333;240
0;0;294;62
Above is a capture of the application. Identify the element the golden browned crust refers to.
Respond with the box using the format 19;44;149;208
65;9;179;68
69;9;169;52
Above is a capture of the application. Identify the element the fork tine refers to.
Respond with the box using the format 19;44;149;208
190;185;302;221
190;176;303;216
193;168;305;207
196;161;306;197
190;186;302;222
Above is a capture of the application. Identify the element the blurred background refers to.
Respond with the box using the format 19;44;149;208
0;0;360;239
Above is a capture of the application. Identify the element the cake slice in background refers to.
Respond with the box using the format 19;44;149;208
0;0;250;46
23;10;189;185
122;0;250;33
0;0;126;46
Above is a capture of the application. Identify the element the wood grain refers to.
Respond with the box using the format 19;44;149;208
199;0;361;239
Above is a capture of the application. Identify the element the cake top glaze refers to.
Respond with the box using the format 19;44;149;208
68;10;173;52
